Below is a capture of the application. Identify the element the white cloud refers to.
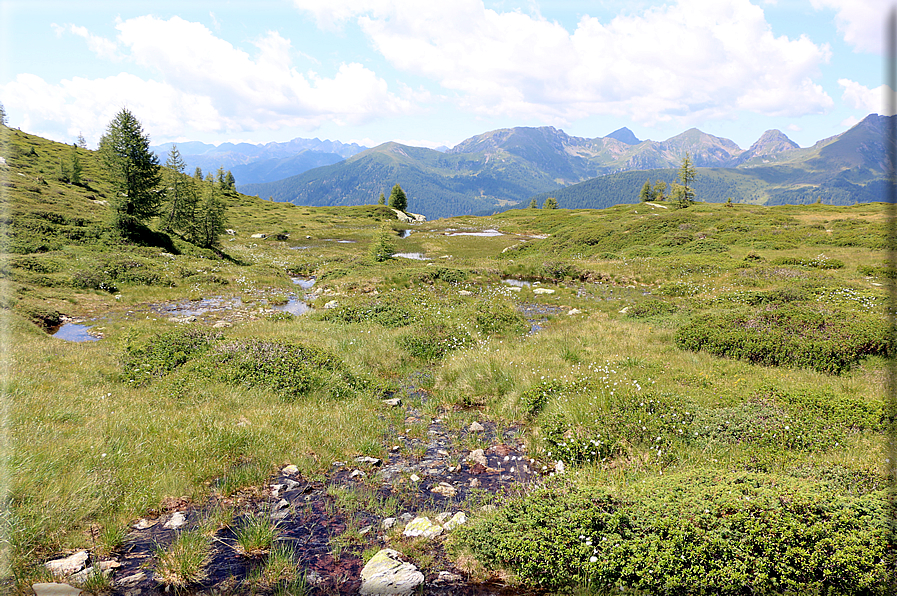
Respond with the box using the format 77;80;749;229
54;23;121;61
294;0;833;126
810;0;884;54
839;78;896;115
839;115;860;128
787;123;802;132
10;16;415;143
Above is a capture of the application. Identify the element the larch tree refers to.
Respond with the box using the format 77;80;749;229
192;183;227;248
98;108;162;234
676;152;697;208
639;180;654;202
161;145;198;234
543;197;558;209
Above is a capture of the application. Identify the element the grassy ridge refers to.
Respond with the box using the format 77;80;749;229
2;126;892;593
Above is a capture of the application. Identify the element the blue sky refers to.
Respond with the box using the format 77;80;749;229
0;0;889;151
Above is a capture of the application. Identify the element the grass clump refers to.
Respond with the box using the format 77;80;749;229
234;514;280;557
472;300;528;337
675;305;889;374
321;297;415;327
154;529;212;589
455;472;889;594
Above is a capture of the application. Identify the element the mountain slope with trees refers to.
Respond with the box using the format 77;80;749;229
238;115;892;219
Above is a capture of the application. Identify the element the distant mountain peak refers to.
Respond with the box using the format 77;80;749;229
606;127;640;145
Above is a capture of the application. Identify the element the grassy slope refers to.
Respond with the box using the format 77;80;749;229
2;126;891;592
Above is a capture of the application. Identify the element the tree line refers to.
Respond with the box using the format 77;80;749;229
639;152;696;208
97;108;230;248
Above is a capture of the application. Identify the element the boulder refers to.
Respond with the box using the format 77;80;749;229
430;483;457;498
359;549;424;595
163;511;187;529
468;449;487;467
533;288;555;295
32;583;83;596
45;551;88;577
402;517;443;538
442;511;467;530
468;421;484;432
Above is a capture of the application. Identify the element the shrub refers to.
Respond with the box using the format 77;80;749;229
204;339;363;401
519;379;565;418
473;301;528;337
675;305;889;374
625;300;677;318
398;323;472;361
321;299;414;327
413;267;467;285
123;328;221;384
455;471;889;594
71;269;117;292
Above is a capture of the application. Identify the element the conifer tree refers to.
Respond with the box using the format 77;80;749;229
677;152;696;208
161;145;198;233
70;148;82;185
194;167;203;181
528;198;538;208
543;197;558;209
98;108;161;234
76;132;87;149
653;180;667;202
639;179;653;202
388;184;407;211
377;192;386;205
0;101;7;126
191;183;227;248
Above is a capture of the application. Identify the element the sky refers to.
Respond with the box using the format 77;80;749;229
0;0;891;152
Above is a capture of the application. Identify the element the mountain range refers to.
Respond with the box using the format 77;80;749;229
231;114;889;219
150;137;368;184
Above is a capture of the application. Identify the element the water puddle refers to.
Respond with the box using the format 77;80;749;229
446;229;503;237
52;323;100;342
289;246;309;250
517;304;566;335
502;279;532;287
399;229;413;238
393;252;430;260
291;277;317;290
323;239;357;244
273;298;310;316
151;296;243;318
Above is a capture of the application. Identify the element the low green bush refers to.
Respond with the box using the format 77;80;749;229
413;267;467;285
398;323;472;361
519;379;565;418
203;339;363;401
675;305;889;374
456;472;889;594
123;328;221;384
472;300;528;337
771;254;844;269
625;300;677;318
321;298;415;327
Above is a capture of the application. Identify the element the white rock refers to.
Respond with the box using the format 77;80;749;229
225;229;236;235
435;512;452;523
468;421;485;432
567;308;582;315
468;449;487;467
45;551;89;577
555;461;565;474
382;517;397;530
400;513;414;523
32;583;83;596
250;233;267;239
324;300;339;309
349;469;366;479
435;571;464;584
443;511;467;531
282;464;299;475
409;474;420;482
533;288;555;295
430;483;457;498
506;286;522;292
356;456;383;466
132;519;157;530
116;572;146;587
402;517;443;539
163;511;187;529
459;290;473;296
382;398;402;407
212;320;232;329
618;307;630;314
359;549;424;595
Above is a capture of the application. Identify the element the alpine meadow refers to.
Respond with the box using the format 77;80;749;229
1;103;894;594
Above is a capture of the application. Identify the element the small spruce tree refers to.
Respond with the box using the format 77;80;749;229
639;180;653;202
388;184;407;211
378;192;386;205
